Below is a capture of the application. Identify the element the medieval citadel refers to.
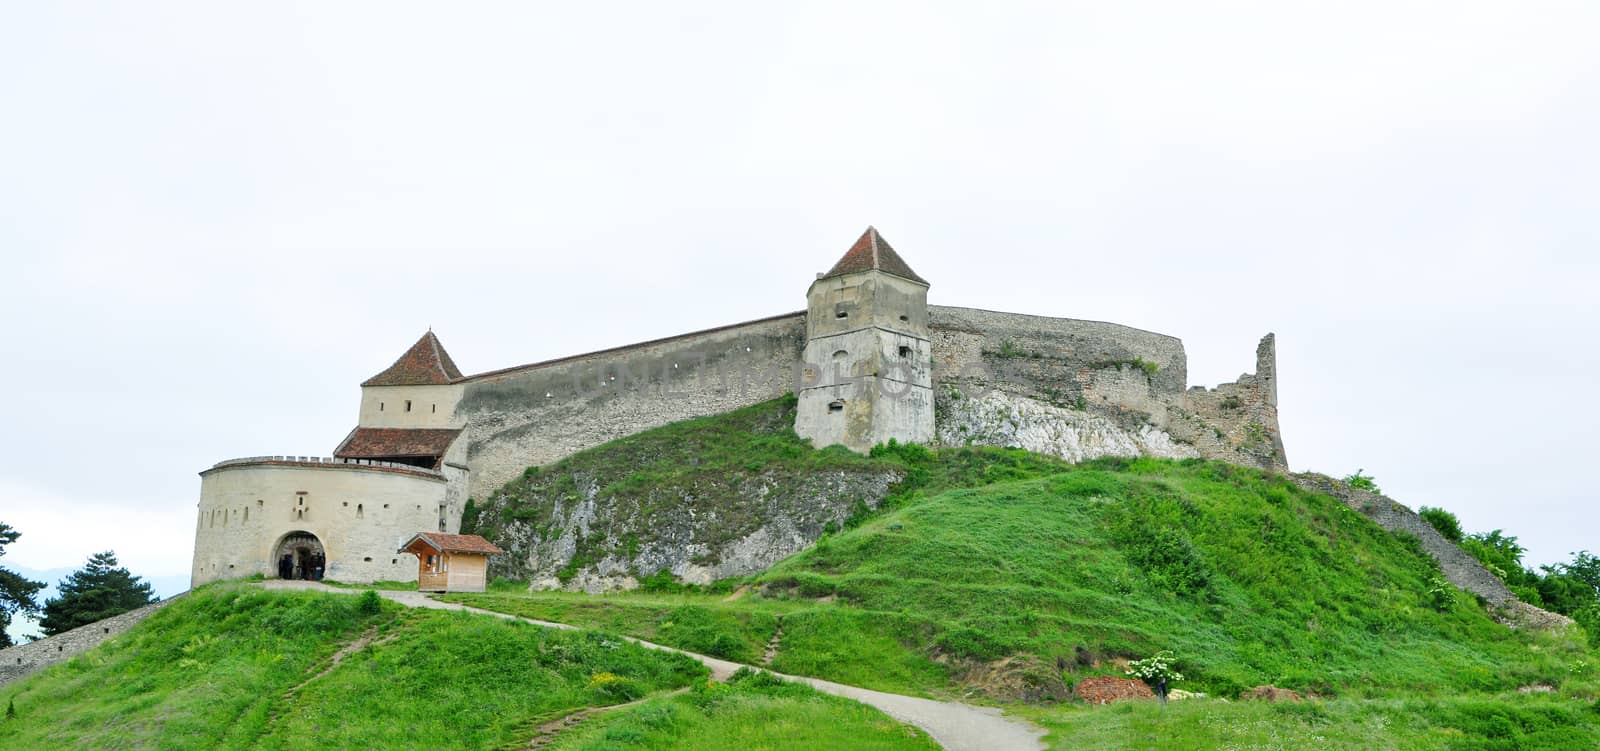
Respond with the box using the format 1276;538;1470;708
190;228;1285;587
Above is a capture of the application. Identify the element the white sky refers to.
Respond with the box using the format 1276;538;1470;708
1;2;1595;582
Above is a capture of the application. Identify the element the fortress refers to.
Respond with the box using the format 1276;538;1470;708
191;228;1285;587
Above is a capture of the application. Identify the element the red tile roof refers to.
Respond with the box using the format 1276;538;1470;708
334;427;462;459
819;227;928;286
401;532;503;555
363;331;464;387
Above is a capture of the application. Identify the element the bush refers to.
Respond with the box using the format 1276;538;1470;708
1419;506;1464;542
587;671;645;703
357;590;382;616
1427;576;1458;612
1117;526;1211;596
1343;469;1381;494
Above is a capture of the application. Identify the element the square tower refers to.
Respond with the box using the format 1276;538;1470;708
795;227;934;452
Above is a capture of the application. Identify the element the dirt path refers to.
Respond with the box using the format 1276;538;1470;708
259;580;1046;751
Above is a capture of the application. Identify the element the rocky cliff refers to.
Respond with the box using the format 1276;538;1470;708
467;397;904;592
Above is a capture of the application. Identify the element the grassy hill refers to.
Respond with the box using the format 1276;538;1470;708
446;398;1600;749
0;585;937;750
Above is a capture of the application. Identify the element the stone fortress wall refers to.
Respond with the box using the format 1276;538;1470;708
458;303;1285;500
191;228;1285;589
0;596;181;686
458;312;809;500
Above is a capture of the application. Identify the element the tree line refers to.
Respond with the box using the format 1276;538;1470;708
0;522;157;648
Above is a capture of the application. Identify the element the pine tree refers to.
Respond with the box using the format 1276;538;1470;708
38;551;156;636
0;522;45;649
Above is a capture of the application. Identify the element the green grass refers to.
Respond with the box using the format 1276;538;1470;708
1023;694;1600;751
459;454;1598;708
254;609;704;749
544;668;941;751
443;591;786;664
0;584;707;750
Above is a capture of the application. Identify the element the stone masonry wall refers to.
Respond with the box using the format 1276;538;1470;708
459;313;809;500
1293;473;1572;629
457;305;1288;501
0;596;181;686
1290;473;1517;605
928;307;1284;471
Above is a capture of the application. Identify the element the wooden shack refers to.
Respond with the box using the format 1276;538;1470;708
398;532;503;593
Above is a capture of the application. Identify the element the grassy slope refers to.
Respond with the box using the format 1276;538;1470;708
446;398;1600;748
0;585;940;751
545;668;941;751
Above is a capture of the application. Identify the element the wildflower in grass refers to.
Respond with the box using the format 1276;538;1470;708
1127;651;1185;705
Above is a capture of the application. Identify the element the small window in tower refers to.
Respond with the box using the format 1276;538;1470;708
836;311;849;319
357;504;364;519
899;346;912;358
379;402;385;411
432;404;436;413
900;315;909;322
405;400;412;412
833;350;848;361
828;400;845;413
363;557;373;562
243;507;249;522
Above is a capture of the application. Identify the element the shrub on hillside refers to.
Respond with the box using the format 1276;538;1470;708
1419;506;1464;542
1342;469;1381;494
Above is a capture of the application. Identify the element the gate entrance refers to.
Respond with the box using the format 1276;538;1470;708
273;531;326;581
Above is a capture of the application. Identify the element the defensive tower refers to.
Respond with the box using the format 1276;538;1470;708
794;227;935;452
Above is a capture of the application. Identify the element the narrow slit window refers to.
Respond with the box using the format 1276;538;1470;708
379;402;384;411
828;400;845;414
836;310;849;319
898;346;912;358
405;400;412;412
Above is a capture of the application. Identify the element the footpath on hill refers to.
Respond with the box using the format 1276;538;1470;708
259;580;1045;751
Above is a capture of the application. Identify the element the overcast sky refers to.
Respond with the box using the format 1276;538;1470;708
1;2;1595;586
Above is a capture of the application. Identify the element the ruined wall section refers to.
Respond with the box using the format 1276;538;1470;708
459;313;808;500
927;307;1285;470
1177;334;1286;469
0;596;181;686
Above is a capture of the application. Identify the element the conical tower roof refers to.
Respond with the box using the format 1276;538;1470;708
819;227;928;286
362;330;464;386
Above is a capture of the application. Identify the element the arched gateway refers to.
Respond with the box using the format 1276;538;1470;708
273;531;326;581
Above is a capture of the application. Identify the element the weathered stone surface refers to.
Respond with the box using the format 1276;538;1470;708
1073;675;1155;704
0;597;180;686
482;468;902;592
938;389;1200;462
